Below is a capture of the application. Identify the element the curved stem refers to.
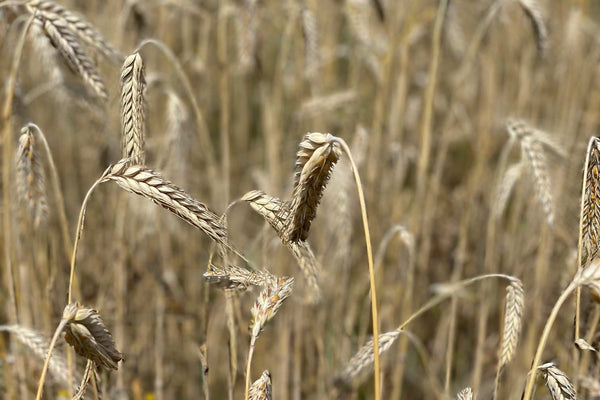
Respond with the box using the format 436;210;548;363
67;173;108;303
244;338;256;400
29;123;73;260
397;274;517;331
398;329;444;398
522;282;578;400
35;318;69;400
415;0;447;207
135;39;218;198
332;136;380;400
2;13;36;400
2;7;35;328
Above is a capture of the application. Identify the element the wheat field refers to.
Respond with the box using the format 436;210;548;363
1;0;600;399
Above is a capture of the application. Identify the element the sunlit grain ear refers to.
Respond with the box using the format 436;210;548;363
286;132;341;242
102;160;229;247
120;52;146;165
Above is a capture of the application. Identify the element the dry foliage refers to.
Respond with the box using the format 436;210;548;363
4;1;600;398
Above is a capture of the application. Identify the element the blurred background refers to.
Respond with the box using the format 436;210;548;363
1;0;600;398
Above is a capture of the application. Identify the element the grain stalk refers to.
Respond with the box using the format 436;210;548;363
27;123;72;259
71;360;94;400
67;167;109;303
398;274;520;331
226;291;237;400
2;14;37;400
522;259;600;400
340;274;521;390
135;39;218;200
217;4;231;206
244;277;294;400
330;136;380;400
36;303;122;399
35;317;70;400
414;0;447;220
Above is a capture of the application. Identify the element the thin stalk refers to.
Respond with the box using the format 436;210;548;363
491;139;516;400
445;293;458;394
244;338;256;400
135;39;218;200
64;168;107;396
72;360;94;400
2;7;35;335
522;282;578;400
217;5;231;206
67;169;110;303
397;274;517;331
29;123;73;259
2;14;36;400
414;0;447;214
35;318;69;400
226;292;237;400
332;137;380;400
